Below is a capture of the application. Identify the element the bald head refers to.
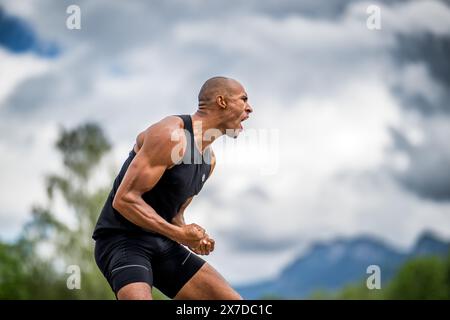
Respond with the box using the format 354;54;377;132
198;76;242;107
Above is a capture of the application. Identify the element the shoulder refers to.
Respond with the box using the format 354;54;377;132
143;116;184;143
152;115;184;133
139;116;187;166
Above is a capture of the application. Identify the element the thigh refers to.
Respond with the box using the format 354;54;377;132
174;263;242;300
95;233;154;296
151;240;207;299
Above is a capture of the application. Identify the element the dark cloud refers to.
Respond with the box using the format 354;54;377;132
392;33;450;116
389;125;450;202
0;6;58;56
2;62;95;116
173;0;412;20
388;23;450;201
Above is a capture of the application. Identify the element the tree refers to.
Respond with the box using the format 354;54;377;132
6;122;167;299
386;255;449;300
0;122;170;299
17;122;114;299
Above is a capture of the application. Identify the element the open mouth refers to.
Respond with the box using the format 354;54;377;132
240;116;249;129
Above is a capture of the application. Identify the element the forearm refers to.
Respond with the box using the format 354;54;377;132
115;197;182;242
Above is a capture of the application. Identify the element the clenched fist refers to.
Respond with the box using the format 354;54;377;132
190;235;215;255
175;223;206;248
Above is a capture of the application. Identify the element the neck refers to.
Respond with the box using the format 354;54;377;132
191;109;225;153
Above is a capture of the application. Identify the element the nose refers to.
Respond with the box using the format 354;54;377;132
246;103;253;114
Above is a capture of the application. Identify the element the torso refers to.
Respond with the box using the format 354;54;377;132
92;114;213;239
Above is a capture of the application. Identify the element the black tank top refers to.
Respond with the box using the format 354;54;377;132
92;115;212;239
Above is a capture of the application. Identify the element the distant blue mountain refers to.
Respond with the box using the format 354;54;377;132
236;231;450;299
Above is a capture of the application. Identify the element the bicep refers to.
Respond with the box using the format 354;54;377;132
115;152;166;201
115;119;184;203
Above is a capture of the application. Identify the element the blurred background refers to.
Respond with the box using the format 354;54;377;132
0;0;449;299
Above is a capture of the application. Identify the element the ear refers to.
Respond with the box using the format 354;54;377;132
216;95;227;109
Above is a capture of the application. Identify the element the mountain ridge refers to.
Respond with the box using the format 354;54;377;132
236;231;450;299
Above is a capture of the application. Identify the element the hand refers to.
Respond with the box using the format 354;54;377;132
176;223;206;248
190;235;215;255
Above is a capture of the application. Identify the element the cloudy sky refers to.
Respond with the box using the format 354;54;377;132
0;0;449;285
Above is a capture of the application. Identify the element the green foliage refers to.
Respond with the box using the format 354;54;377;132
0;122;117;299
55;123;111;180
386;255;449;300
333;282;384;300
308;289;334;300
22;122;113;299
0;239;70;299
0;242;33;299
309;254;450;300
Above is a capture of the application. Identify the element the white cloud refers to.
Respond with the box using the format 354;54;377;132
378;0;450;36
0;48;51;106
184;80;438;283
0;120;61;241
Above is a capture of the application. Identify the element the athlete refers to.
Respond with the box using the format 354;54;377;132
93;76;253;299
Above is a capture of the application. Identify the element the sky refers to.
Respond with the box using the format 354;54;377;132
0;0;449;285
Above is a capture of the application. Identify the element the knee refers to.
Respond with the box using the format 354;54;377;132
117;282;153;300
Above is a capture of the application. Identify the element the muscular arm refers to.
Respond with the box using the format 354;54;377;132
112;117;205;247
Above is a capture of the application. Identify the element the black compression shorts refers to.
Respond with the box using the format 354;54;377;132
94;231;206;298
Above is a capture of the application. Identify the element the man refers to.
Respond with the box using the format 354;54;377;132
93;76;253;300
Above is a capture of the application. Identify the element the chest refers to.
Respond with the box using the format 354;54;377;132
160;162;211;198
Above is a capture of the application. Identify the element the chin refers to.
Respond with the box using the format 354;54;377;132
225;128;241;139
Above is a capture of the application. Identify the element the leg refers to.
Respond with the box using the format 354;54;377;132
117;282;153;300
174;263;242;300
95;234;154;300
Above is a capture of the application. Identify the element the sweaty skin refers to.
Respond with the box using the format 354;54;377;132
113;77;253;299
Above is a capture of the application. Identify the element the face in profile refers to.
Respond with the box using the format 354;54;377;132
223;82;253;138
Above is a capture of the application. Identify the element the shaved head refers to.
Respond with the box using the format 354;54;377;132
198;76;242;107
193;76;252;139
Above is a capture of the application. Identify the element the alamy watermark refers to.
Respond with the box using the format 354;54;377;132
366;5;381;30
366;264;381;290
66;265;81;290
66;5;81;30
170;122;279;176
